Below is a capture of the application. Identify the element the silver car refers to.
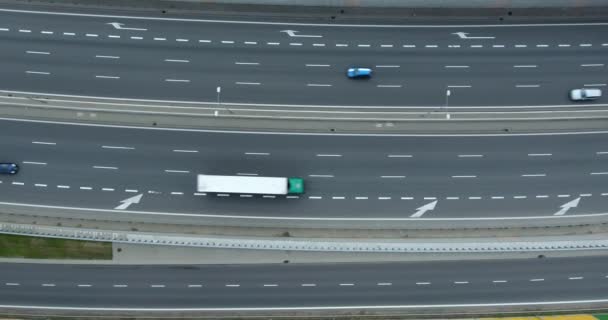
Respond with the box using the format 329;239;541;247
570;88;602;101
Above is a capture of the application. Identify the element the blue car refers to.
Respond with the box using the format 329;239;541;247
347;67;372;78
0;163;18;175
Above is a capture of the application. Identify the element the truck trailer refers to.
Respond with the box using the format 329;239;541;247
197;174;304;195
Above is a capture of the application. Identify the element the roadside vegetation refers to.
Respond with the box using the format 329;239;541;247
0;234;112;259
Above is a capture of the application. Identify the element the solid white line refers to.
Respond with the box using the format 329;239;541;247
235;62;260;65
235;82;261;85
165;170;189;173
309;174;334;178
528;153;552;156
458;154;483;158
32;141;56;145
307;84;332;87
165;79;190;83
165;59;190;63
581;64;604;67
513;65;537;68
451;175;476;178
102;145;134;150
316;154;342;157
25;71;50;75
387;155;412;158
23;161;46;165
93;166;118;170
173;149;198;153
26;51;50;55
245;152;269;156
380;176;405;178
305;64;330;67
516;84;540;88
95;75;120;79
95;55;120;59
522;174;546;177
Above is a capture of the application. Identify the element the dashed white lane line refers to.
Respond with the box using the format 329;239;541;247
580;193;592;197
5;283;19;286
130;36;143;40
194;192;206;196
358;44;371;47
108;35;120;38
301;284;317;287
558;44;571;47
568;276;584;280
580;43;592;47
217;194;230;197
387;154;412;158
522;174;546;177
102;188;115;191
240;194;253;198
492;280;508;283
32;141;56;145
34;183;47;187
25;71;50;75
380;44;393;48
446;196;460;200
57;185;70;189
451;175;477;178
165;79;191;83
401;196;414;200
42;283;56;287
515;44;527;48
95;55;120;59
235;82;261;85
380;175;405;178
79;186;93;190
492;44;505;48
585;83;607;87
307;83;332;87
590;172;608;175
458;154;483;158
309;196;323;199
355;196;369;200
377;85;402;88
336;44;348;47
312;43;325;47
23;161;46;165
267;42;280;45
513;65;537;68
244;41;258;45
581;63;604;67
235;62;260;65
187;284;203;288
536;44;549;47
378;196;392;200
445;65;470;68
176;39;189;42
376;65;400;68
424;197;437;200
125;189;137;192
0;27;8;31
245;152;270;156
305;64;330;67
536;195;549;198
41;31;53;34
173;149;198;153
93;166;118;170
63;32;76;36
225;284;240;287
468;196;482;200
18;29;31;33
197;39;210;43
263;284;278;287
12;182;24;185
426;45;438;48
150;284;166;288
26;50;50;55
332;196;345;200
154;37;167;41
416;282;431;285
516;84;540;88
77;284;92;287
86;34;98;37
316;154;342;157
596;151;608;154
377;282;392;286
339;283;355;286
113;284;128;288
528;153;552;157
286;195;300;199
165;169;190;173
514;195;527;199
165;59;190;63
454;281;469;284
470;45;483;48
530;278;545;282
95;75;120;79
290;42;303;46
309;174;334;178
102;145;134;150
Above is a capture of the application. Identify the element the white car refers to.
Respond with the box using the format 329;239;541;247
570;88;602;101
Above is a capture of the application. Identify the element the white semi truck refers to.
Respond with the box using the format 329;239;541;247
197;174;304;195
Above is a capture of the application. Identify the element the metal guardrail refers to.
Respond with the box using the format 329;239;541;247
2;222;608;253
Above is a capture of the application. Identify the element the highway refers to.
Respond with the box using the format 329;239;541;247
0;5;606;107
1;256;608;309
0;118;608;220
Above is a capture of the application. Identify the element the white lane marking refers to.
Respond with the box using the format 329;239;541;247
380;175;405;178
235;82;261;85
305;64;330;67
41;31;53;34
237;173;258;176
309;174;334;178
102;145;134;150
176;39;189;42
225;284;240;287
454;281;469;284
12;182;24;185
470;45;483;48
316;154;342;157
245;152;269;156
197;39;211;43
447;85;472;88
244;41;257;45
515;44;527;48
378;197;391;200
290;42;303;46
93;166;118;170
308;196;323;199
79;186;92;190
219;40;234;44
569;277;583;280
448;44;461;48
590;172;608;175
522;174;546;177
468;196;482;200
416;282;431;285
57;185;70;189
401;197;414;200
446;196;460;200
102;188;115;191
423;197;437;200
26;51;50;55
426;45;438;48
95;75;120;79
307;84;332;87
516;84;540;88
388;154;412;158
154;37;166;41
170;192;184;195
380;44;393;48
34;183;47;187
25;71;50;75
217;194;229;197
95;55;120;59
536;195;549;198
42;284;56;287
301;284;316;287
165;59;190;63
451;175;476;178
339;283;355;286
528;153;552;156
235;62;260;65
240;194;253;198
85;33;98;37
312;43;325;47
77;284;92;287
377;85;402;88
559;44;571;47
18;29;31;33
263;284;278;287
128;36;142;40
596;151;608;154
32;141;56;145
150;285;166;288
194;193;206;196
581;64;604;67
530;278;544;282
458;154;483;158
536;44;549;47
493;280;508;283
514;195;527;199
187;284;203;288
492;44;505;48
585;84;607;87
113;284;128;288
376;65;400;68
491;196;505;199
580;44;592;47
355;196;369;200
108;35;120;38
165;170;190;173
377;282;392;286
580;193;592;197
173;149;198;153
286;196;299;199
513;65;537;68
5;283;19;286
336;44;348;47
23;161;46;165
267;42;280;45
358;44;371;47
445;65;469;68
0;28;8;31
332;196;345;200
165;79;191;83
63;32;75;36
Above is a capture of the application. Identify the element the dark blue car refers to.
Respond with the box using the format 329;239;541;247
0;163;19;175
347;67;372;78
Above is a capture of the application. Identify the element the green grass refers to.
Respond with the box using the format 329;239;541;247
595;315;608;320
0;234;112;259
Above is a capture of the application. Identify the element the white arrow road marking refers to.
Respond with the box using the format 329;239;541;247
114;193;143;210
280;30;322;38
554;197;581;216
107;22;147;31
452;32;495;39
410;200;438;218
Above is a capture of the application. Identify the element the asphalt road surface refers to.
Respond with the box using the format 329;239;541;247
1;256;608;310
0;5;606;107
1;118;608;220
